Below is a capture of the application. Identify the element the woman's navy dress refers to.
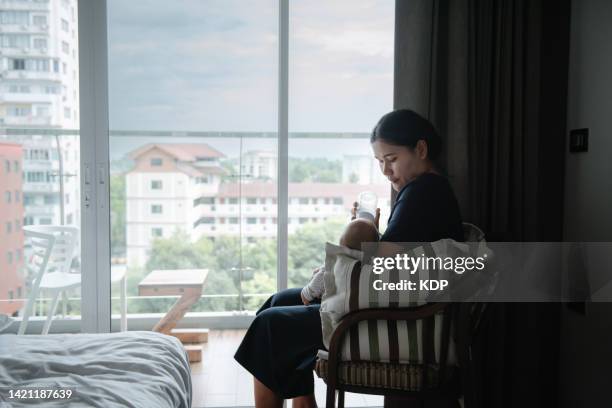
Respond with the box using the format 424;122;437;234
234;173;463;398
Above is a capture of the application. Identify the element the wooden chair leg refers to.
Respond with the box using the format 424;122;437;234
337;390;345;408
326;383;336;408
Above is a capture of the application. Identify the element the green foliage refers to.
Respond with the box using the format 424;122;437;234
288;218;345;287
110;174;126;256
289;158;342;183
118;218;346;314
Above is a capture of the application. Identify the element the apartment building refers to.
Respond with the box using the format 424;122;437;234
0;142;24;315
342;154;388;185
125;143;390;267
0;0;80;227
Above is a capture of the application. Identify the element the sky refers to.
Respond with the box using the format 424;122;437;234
106;0;394;134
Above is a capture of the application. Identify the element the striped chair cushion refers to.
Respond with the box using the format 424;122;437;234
320;225;489;364
320;241;464;364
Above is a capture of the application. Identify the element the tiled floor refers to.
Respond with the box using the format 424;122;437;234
190;330;383;408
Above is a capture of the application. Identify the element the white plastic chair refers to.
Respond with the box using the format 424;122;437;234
19;225;80;335
18;225;129;335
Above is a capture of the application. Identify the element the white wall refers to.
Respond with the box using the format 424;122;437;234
560;0;612;406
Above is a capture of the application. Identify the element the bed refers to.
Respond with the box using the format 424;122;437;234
0;331;192;407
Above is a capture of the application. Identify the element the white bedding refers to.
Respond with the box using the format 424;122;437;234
0;331;192;408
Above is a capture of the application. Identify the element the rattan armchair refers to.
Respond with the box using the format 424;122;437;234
315;303;462;408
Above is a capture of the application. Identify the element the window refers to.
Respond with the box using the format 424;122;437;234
26;59;50;72
0;11;29;25
150;180;162;190
32;15;47;26
33;38;47;49
7;106;31;117
36;106;50;117
151;204;163;214
26;171;45;183
299;217;308;224
8;291;13;302
39;218;53;225
64;107;71;118
247;218;257;225
4;160;10;173
45;85;58;94
151;228;163;238
229;217;239;224
44;195;58;205
194;196;214;206
61;19;69;32
298;198;308;205
6;222;12;234
333;197;342;205
7;252;13;264
5;192;11;203
8;84;30;93
16;249;21;261
194;217;215;227
246;198;257;204
228;198;238;205
11;59;25;70
15;220;20;229
62;41;69;54
1;34;30;49
150;158;162;166
14;191;20;202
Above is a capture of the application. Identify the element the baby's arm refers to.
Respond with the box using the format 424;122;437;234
301;266;325;304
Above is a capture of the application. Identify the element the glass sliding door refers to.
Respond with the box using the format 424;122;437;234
0;0;83;334
106;0;278;329
287;0;394;287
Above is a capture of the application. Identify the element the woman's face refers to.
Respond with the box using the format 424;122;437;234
371;139;429;192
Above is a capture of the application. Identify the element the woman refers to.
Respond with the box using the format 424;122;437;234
234;109;464;408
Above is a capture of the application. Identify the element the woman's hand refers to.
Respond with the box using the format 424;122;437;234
351;202;381;230
300;292;310;305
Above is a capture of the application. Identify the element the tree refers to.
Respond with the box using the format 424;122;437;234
110;174;126;257
289;158;342;183
288;218;345;287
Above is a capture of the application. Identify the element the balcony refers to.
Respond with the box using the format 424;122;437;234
4;70;62;82
3;115;53;126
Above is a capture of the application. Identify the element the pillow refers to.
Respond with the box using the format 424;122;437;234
0;314;14;334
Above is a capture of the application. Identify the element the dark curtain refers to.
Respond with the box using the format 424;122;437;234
394;0;570;407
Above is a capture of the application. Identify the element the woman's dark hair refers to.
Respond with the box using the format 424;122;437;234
370;109;442;161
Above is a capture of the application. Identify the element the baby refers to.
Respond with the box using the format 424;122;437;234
301;218;379;305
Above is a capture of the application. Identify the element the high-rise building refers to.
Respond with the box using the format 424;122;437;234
1;0;80;227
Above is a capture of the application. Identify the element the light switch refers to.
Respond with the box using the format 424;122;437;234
569;128;588;153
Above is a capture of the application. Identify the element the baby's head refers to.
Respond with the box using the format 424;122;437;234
339;219;379;251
